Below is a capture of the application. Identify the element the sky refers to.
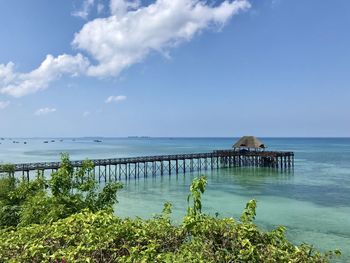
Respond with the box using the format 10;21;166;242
0;0;349;137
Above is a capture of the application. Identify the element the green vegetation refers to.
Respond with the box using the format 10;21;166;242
0;153;122;227
0;155;340;262
0;163;15;175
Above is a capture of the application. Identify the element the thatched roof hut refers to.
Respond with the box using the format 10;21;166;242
232;136;266;150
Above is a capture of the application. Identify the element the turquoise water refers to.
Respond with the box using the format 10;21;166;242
0;137;350;261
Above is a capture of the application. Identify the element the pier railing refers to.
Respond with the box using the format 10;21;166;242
0;150;294;182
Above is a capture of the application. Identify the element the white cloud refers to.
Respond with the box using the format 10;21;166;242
72;0;95;19
0;54;89;97
0;63;16;85
83;111;91;117
109;0;140;16
0;101;10;110
35;107;57;116
74;0;251;77
105;95;127;103
0;0;251;97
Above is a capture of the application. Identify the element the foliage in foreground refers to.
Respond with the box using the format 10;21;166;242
0;171;340;262
0;153;122;227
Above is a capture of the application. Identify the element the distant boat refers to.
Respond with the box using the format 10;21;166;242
0;138;4;140
24;142;27;144
94;139;102;143
60;139;63;142
43;141;49;143
51;140;55;142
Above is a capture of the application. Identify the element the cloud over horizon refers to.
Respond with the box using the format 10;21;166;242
35;107;57;116
0;100;10;110
105;95;127;103
72;0;95;19
0;54;89;97
0;0;251;98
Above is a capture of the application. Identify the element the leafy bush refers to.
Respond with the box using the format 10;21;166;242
0;163;15;175
0;175;340;262
0;153;122;227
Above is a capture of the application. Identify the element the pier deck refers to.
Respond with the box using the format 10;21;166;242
1;150;294;182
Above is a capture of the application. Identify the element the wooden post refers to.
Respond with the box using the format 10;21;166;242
133;163;136;179
288;155;291;168
280;156;283;169
168;160;171;175
176;160;178;174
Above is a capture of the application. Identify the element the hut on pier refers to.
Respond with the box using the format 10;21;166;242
232;136;266;151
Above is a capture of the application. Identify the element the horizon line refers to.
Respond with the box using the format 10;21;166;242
1;136;350;139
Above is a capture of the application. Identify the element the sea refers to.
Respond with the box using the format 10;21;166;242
0;137;349;262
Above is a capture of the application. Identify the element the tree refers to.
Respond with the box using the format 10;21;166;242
0;153;122;227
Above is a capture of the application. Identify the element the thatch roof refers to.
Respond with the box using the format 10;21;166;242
232;136;266;149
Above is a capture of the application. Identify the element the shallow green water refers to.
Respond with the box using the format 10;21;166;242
115;168;350;262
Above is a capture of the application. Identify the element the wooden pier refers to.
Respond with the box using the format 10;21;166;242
1;150;294;182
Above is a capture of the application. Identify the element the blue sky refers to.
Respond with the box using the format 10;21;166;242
0;0;349;137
